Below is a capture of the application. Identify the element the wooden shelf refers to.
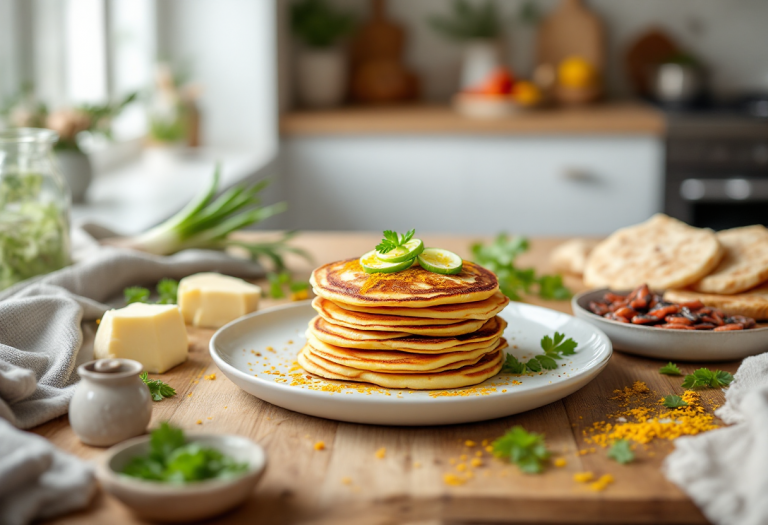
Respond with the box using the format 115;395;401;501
280;101;665;137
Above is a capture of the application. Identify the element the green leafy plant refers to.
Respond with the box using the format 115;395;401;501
681;369;734;389
124;279;179;305
291;0;354;48
659;362;682;376
122;422;248;483
502;331;577;374
607;440;635;464
662;395;689;409
492;426;550;474
471;234;571;301
140;372;177;401
428;0;502;41
125;286;151;305
267;271;310;299
375;229;416;254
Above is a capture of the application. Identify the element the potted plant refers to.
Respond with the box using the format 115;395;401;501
428;0;504;91
290;0;355;108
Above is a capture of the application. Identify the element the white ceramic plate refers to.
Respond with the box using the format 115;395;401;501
210;301;612;426
573;288;768;362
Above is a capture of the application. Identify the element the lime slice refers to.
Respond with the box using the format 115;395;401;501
359;250;415;274
376;238;424;263
417;248;463;275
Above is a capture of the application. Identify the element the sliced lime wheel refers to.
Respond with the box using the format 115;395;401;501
376;238;424;263
417;248;463;275
359;250;415;274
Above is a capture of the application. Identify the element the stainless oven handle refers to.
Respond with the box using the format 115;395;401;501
680;178;768;202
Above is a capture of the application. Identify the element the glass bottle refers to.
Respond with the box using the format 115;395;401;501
0;128;71;290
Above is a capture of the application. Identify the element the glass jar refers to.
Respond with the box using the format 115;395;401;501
0;128;71;290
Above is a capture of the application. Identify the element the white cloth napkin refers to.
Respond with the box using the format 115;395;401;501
664;352;768;525
0;419;96;525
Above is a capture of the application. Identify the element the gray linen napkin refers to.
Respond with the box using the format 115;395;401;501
0;245;262;429
0;418;96;525
664;352;768;525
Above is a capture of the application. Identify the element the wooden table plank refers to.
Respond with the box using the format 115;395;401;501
36;233;729;524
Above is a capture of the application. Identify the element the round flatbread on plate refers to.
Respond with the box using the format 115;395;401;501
690;225;768;294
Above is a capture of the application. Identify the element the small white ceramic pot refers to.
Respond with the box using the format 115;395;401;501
55;150;93;203
69;359;152;447
296;48;347;108
460;39;503;91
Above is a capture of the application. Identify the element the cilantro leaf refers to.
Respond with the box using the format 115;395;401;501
156;278;179;304
607;439;635;464
401;228;415;244
141;372;177;401
682;368;734;389
492;426;550;474
713;370;734;387
526;358;542;373
502;331;577;377
375;229;416;254
124;286;150;304
502;354;527;374
659;362;682;376
662;394;689;408
540;332;578;358
534;355;558;370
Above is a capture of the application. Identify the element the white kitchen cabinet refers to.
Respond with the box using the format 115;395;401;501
281;135;662;235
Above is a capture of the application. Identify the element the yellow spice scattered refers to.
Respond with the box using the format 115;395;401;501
204;373;216;380
573;472;594;483
456;463;467;472
375;447;386;459
481;439;489;446
465;440;476;447
475;451;483;457
470;458;483;468
341;477;352;485
314;441;326;451
449;458;456;465
187;392;192;397
291;289;309;301
443;473;467;486
196;419;202;425
554;458;567;468
589;474;615;492
460;454;467;461
485;445;493;453
413;462;422;469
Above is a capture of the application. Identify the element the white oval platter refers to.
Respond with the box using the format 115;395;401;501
210;301;612;426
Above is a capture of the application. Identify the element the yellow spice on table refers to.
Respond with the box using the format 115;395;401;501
375;447;386;459
574;472;594;483
456;463;467;472
465;440;476;447
443;473;467;486
554;458;567;468
314;441;326;451
589;474;615;492
470;458;483;468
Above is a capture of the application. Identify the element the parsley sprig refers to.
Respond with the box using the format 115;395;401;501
502;332;578;374
471;234;570;301
375;229;415;254
607;439;635;464
659;362;682;376
492;426;550;474
681;368;734;389
124;278;179;305
140;372;177;401
662;395;689;408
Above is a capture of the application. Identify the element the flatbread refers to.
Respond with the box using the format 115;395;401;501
549;238;599;276
298;346;503;390
313;298;485;336
690;225;768;294
584;214;723;291
307;315;507;353
305;335;506;373
664;283;768;320
330;291;509;321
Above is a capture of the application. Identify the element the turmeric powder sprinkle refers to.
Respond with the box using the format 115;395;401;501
375;447;386;459
314;441;326;451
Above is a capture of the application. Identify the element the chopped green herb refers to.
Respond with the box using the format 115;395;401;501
492;426;550;474
122;422;248;483
156;278;179;304
607;439;635;464
140;372;177;401
124;286;150;304
502;331;578;375
659;362;682;376
681;368;734;389
662;395;689;409
375;229;415;254
471;234;571;301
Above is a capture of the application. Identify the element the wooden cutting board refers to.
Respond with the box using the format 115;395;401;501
536;0;605;71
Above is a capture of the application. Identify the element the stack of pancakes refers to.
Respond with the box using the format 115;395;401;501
299;258;509;390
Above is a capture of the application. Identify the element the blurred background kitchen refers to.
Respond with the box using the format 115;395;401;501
2;0;768;239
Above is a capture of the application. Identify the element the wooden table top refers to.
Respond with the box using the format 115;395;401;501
38;232;731;525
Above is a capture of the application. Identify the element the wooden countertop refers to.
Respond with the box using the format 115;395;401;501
39;232;728;525
280;102;666;137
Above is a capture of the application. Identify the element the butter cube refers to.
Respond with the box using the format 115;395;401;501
94;303;189;373
178;272;261;329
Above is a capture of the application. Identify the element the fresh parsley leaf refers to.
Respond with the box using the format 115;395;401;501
501;354;527;374
140;372;177;401
156;278;179;304
540;332;578;358
492;426;550;474
607;439;635;464
662;394;689;408
375;228;416;254
471;234;571;301
659;362;682;376
534;354;558;370
682;368;734;389
124;286;150;304
502;332;577;376
526;358;542;372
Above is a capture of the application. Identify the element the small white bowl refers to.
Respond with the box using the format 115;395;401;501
97;433;266;522
573;288;768;362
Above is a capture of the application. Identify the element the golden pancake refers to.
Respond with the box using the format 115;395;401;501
311;258;499;307
314;298;485;336
306;335;507;373
312;297;463;326
329;291;510;320
307;315;507;352
298;346;503;390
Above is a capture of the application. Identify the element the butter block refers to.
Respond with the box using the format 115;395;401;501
94;303;189;373
178;272;261;329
